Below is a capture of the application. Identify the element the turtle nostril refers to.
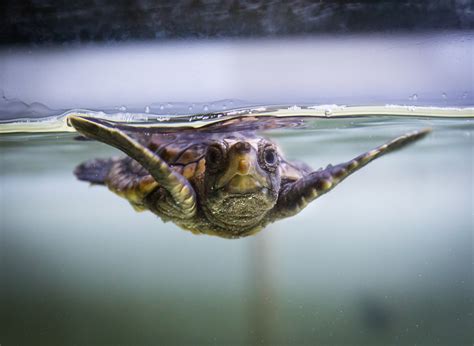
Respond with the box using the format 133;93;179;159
234;141;250;153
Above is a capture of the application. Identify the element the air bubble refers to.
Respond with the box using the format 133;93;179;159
442;93;447;100
144;105;150;113
188;105;193;111
203;105;209;112
324;109;332;116
222;104;227;110
166;103;173;108
118;105;127;112
409;94;418;101
462;92;468;99
159;104;165;110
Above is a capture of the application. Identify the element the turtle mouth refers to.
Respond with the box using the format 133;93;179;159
220;175;264;194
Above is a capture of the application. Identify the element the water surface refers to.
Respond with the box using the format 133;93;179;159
1;114;472;344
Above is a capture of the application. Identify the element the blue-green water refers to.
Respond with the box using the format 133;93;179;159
1;115;472;345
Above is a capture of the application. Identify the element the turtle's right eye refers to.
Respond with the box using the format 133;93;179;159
206;144;225;173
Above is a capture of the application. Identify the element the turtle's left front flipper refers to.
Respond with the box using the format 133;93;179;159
68;115;197;218
273;128;431;219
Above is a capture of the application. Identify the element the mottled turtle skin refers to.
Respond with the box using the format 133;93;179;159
70;115;429;239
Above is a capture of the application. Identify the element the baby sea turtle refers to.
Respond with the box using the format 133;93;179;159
69;115;430;239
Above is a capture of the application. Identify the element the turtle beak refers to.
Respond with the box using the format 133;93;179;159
216;142;268;193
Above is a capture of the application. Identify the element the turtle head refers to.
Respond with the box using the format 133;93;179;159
202;138;281;232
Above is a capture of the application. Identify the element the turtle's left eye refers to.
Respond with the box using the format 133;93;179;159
264;149;277;165
259;144;279;172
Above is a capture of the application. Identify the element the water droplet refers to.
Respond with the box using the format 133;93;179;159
144;105;150;113
442;93;447;100
118;105;127;112
203;105;209;112
409;93;418;101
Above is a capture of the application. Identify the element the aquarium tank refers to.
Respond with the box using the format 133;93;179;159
1;1;473;345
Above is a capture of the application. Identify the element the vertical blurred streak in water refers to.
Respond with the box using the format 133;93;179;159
247;232;277;344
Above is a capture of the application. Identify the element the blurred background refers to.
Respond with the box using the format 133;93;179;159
1;1;473;345
0;0;472;112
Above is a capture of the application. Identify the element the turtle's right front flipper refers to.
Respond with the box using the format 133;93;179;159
69;115;197;218
272;128;431;220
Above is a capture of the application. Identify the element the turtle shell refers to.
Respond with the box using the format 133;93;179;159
144;132;210;181
103;132;209;205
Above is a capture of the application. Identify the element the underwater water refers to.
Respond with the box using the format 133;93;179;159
0;111;472;345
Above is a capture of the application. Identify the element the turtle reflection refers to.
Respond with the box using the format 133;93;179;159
70;115;429;239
